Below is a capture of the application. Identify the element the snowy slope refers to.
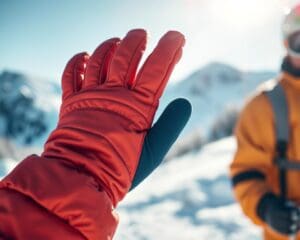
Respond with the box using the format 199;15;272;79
12;71;61;146
0;158;17;179
159;62;276;137
115;137;261;240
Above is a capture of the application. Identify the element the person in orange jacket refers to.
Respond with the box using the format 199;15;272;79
0;29;191;239
230;4;300;240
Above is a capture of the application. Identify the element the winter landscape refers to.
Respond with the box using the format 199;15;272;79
5;0;300;238
0;63;277;239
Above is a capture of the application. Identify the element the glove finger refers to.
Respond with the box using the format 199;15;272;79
83;38;120;88
133;31;185;101
62;52;89;100
130;98;192;190
106;29;147;88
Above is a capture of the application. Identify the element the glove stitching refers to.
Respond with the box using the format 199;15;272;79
62;88;147;115
62;106;146;130
61;98;149;127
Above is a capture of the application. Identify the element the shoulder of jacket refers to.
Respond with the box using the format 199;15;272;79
257;78;280;93
245;78;279;104
241;78;280;117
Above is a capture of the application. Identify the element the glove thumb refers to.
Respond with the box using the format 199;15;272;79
130;98;192;190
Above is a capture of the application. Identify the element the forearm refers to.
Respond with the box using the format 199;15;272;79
230;168;270;225
0;154;118;239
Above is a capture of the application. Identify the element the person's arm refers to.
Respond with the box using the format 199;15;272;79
0;29;190;240
230;93;275;226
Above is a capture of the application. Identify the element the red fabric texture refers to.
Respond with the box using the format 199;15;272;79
0;29;185;239
0;188;86;240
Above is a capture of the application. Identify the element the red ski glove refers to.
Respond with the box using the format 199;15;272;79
0;29;185;239
45;29;185;205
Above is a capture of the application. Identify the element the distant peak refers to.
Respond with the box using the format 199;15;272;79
1;70;27;80
201;62;240;74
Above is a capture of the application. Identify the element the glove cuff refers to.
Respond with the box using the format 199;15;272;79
0;155;119;239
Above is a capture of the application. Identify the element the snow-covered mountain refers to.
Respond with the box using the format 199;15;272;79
115;137;261;240
0;71;60;160
160;62;276;137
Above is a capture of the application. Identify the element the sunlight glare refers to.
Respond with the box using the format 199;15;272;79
211;0;278;28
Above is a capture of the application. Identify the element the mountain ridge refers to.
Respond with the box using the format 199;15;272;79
0;63;277;160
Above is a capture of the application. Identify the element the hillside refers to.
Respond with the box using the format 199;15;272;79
160;62;276;137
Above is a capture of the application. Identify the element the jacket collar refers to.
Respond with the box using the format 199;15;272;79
281;57;300;78
279;57;300;90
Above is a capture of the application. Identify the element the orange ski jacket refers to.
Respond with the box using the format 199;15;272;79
230;71;300;239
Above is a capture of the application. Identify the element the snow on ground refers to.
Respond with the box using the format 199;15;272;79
115;137;261;240
0;157;17;180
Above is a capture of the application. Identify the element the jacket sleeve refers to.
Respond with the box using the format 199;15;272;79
0;154;119;240
230;93;277;226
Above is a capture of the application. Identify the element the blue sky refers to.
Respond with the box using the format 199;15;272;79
1;0;299;83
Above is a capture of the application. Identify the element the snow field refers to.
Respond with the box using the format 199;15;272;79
115;137;261;239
